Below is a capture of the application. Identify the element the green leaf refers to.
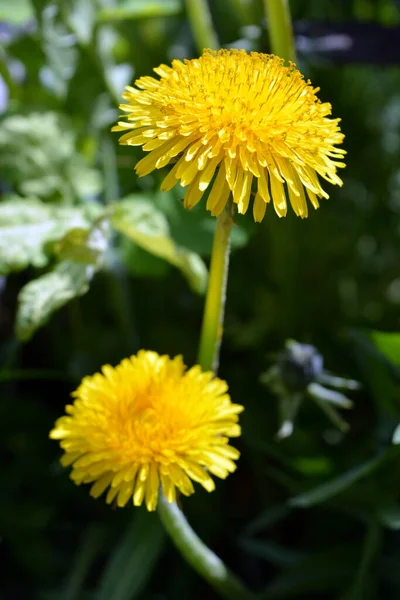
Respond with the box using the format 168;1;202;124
63;525;105;600
378;504;400;530
121;240;171;279
154;188;251;256
350;330;400;420
53;218;109;266
0;113;102;200
15;218;109;340
63;0;96;45
0;0;34;23
15;261;92;341
289;451;388;508
370;330;400;367
112;196;208;294
35;3;79;99
0;197;96;275
260;543;359;599
96;510;164;600
98;0;182;21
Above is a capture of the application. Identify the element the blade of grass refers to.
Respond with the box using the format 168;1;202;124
96;510;165;600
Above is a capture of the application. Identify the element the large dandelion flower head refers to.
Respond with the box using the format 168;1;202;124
50;351;243;511
113;49;345;222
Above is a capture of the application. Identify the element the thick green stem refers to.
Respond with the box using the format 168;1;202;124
158;495;257;600
185;0;219;52
197;206;233;373
263;0;296;62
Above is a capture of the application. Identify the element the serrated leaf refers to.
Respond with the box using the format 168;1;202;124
96;510;164;600
15;217;109;340
98;0;182;21
0;197;96;275
15;260;92;341
112;196;207;294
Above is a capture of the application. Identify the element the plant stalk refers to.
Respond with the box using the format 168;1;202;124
263;0;296;61
185;0;219;52
197;205;233;373
158;495;257;600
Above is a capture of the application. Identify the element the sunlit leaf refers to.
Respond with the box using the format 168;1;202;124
154;188;251;256
0;0;34;24
53;218;109;266
15;219;108;340
35;3;78;98
112;196;207;294
15;260;92;341
0;113;102;200
63;0;96;45
0;197;96;275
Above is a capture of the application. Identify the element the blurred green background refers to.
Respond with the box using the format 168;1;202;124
3;0;400;598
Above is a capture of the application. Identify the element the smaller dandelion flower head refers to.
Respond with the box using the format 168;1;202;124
50;350;243;511
113;49;345;222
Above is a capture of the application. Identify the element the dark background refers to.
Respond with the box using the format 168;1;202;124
2;0;400;598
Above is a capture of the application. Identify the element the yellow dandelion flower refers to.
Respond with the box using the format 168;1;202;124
50;350;243;511
112;49;345;222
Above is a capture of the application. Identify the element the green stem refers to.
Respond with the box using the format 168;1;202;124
197;206;233;373
263;0;296;62
158;495;257;600
185;0;219;53
227;0;257;26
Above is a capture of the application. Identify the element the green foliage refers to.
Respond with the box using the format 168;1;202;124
96;511;165;600
0;197;97;274
15;217;109;340
112;196;208;294
0;0;33;23
98;0;183;21
0;113;102;200
370;330;400;367
3;0;400;599
16;260;94;341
